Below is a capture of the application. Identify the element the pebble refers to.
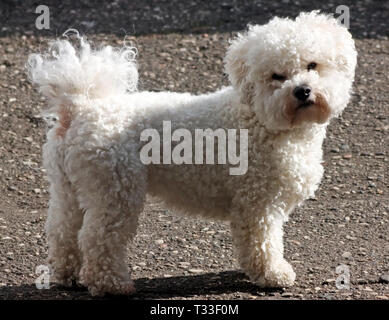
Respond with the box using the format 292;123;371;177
376;296;389;300
378;274;389;283
179;262;190;268
155;239;164;245
342;252;352;259
323;278;336;285
188;268;203;273
281;292;293;297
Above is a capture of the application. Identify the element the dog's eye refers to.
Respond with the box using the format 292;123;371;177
307;62;317;71
271;73;286;81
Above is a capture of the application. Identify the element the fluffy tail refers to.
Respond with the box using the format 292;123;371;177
27;30;138;114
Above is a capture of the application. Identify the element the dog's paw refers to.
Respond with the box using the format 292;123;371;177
80;266;136;296
254;259;296;288
48;259;81;287
84;277;136;297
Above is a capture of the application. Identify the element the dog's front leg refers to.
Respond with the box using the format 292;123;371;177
230;210;295;288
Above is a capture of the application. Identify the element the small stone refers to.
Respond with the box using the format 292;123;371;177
281;292;293;297
330;148;340;153
376;296;389;300
378;274;389;283
323;278;336;285
155;239;164;245
189;268;203;274
342;252;352;259
342;154;352;160
33;188;41;194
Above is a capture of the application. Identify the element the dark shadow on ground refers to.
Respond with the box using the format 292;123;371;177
0;0;388;39
0;271;282;300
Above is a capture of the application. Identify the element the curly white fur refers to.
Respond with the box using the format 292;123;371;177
28;12;357;296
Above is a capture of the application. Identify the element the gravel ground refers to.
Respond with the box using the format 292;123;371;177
0;0;388;300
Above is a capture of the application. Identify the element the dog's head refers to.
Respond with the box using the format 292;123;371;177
225;11;357;131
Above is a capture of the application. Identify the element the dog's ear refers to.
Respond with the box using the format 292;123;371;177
224;36;254;106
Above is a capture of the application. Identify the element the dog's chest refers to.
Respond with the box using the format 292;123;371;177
250;129;325;204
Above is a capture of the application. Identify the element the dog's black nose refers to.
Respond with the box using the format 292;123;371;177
293;85;311;101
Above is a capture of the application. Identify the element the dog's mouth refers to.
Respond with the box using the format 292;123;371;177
296;100;314;110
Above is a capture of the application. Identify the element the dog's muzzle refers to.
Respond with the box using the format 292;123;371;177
293;84;315;109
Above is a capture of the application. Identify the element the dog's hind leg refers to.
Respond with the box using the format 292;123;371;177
44;140;84;286
74;151;147;296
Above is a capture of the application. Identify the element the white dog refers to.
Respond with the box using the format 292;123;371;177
28;11;357;296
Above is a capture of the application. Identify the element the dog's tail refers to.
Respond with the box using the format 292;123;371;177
27;30;138;116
